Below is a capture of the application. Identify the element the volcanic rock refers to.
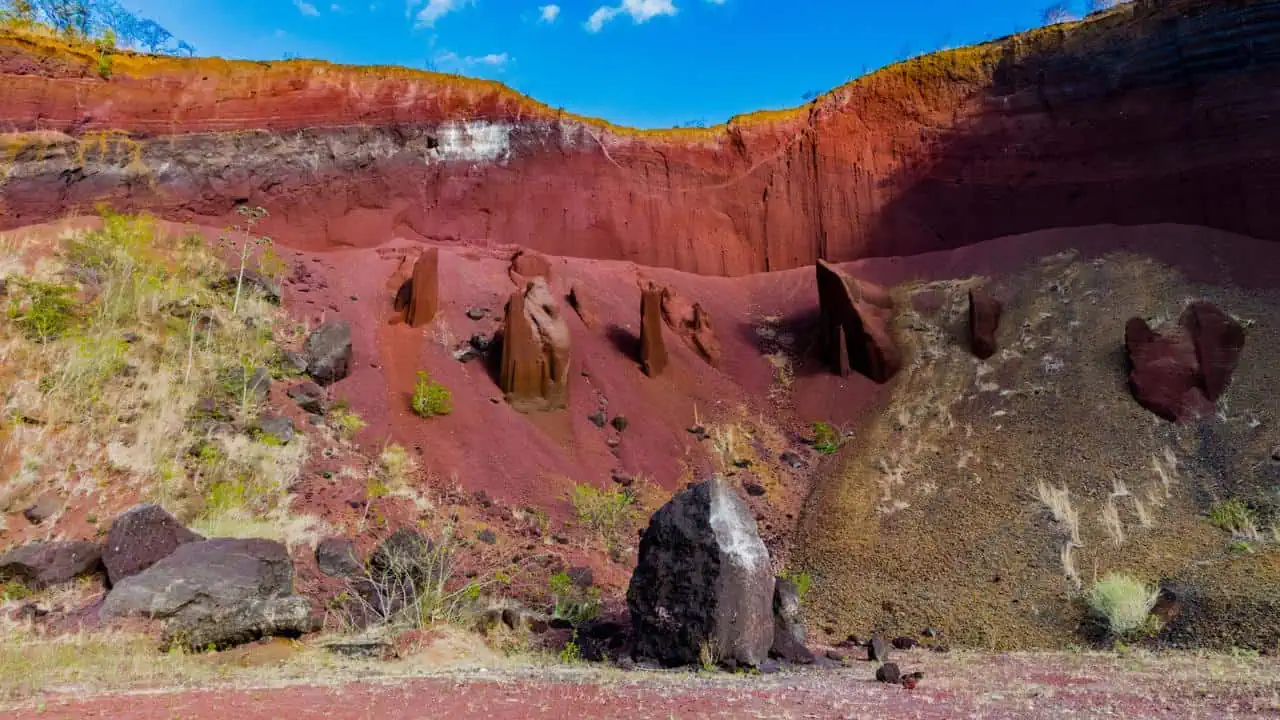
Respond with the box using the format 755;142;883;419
639;283;668;377
315;538;363;579
405;248;439;328
21;494;59;525
163;596;315;651
499;278;571;412
304;320;353;386
770;576;814;664
254;414;296;444
867;633;890;662
815;260;900;383
628;477;774;667
101;538;295;622
892;635;918;650
287;381;328;415
103;504;202;585
1125;302;1245;422
660;287;721;367
875;662;902;684
0;541;103;589
968;288;1002;360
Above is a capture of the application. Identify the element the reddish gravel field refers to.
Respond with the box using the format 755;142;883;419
9;652;1280;720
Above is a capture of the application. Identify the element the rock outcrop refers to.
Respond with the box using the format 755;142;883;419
628;477;774;667
0;541;103;589
509;250;552;285
639;283;668;377
305;320;353;386
815;260;900;383
968;289;1002;360
5;2;1279;275
1125;302;1245;423
405;248;440;328
769;576;814;664
103;504;201;586
101;537;313;648
499;278;571;412
660;287;721;367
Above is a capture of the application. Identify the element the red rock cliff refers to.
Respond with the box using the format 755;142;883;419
2;0;1279;275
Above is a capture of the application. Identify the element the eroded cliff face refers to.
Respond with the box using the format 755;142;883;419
2;0;1279;275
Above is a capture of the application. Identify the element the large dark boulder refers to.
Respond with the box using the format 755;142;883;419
0;541;103;589
103;504;202;586
101;538;293;621
305;320;353;386
1125;302;1245;423
627;477;775;667
163;596;316;651
769;576;813;664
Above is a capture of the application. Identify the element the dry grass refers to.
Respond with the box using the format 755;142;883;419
0;213;306;535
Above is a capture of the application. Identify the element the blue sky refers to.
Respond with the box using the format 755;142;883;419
118;0;1079;128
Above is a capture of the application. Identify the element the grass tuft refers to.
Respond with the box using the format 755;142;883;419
1086;573;1158;638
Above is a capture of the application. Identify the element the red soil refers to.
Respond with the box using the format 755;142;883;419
11;653;1280;719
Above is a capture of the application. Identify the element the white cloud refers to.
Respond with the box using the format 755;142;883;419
408;0;474;27
434;50;512;74
585;0;676;32
294;0;321;16
539;4;561;23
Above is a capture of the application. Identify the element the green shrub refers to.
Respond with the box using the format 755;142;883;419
1209;499;1257;536
549;570;601;626
1087;573;1158;638
781;570;812;601
330;408;366;440
0;580;32;602
812;421;841;455
7;279;78;342
569;484;634;549
410;371;452;418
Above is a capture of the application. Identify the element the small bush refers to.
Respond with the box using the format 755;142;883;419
1;580;32;602
812;421;841;455
558;634;582;663
549;571;601;625
410;371;452;418
781;569;812;601
6;279;78;342
330;408;366;440
1209;499;1258;537
1087;573;1158;638
569;484;634;549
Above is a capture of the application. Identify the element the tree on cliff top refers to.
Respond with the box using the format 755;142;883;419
3;0;193;55
1042;3;1079;25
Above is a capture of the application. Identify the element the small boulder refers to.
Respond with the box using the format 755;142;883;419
287;381;327;415
588;410;607;429
163;595;315;652
780;451;806;470
640;283;669;377
1125;302;1244;423
901;670;924;689
101;538;294;621
0;541;103;590
254;414;296;444
867;633;890;662
628;477;775;667
892;636;918;650
477;529;497;545
280;349;309;375
968;288;1002;360
875;662;902;684
305;320;353;386
103;504;202;586
743;482;766;497
769;576;813;664
315;538;362;579
466;307;488;321
369;528;434;587
223;366;271;402
611;416;630;432
566;566;595;589
22;494;60;525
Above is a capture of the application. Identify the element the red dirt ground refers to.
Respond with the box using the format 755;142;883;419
10;652;1280;719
